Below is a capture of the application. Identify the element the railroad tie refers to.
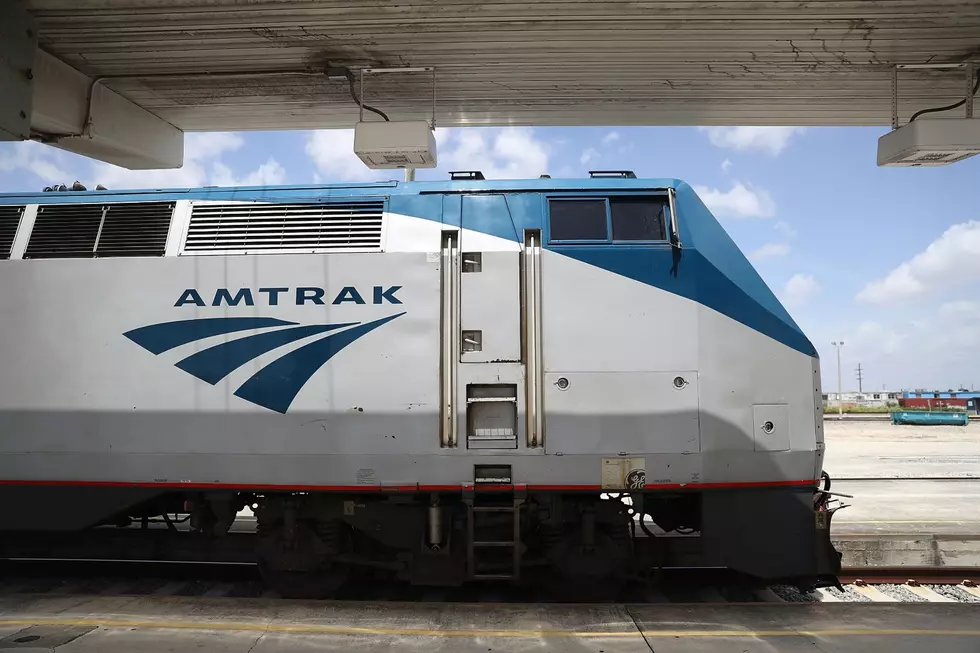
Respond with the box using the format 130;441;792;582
851;585;895;602
957;584;980;600
811;588;842;602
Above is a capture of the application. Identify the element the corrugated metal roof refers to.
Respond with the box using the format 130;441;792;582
27;0;980;129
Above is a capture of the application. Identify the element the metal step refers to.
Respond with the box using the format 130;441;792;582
465;486;525;582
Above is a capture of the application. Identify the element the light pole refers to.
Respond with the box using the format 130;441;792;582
831;341;844;418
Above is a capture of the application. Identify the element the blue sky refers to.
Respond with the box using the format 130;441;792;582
2;126;979;392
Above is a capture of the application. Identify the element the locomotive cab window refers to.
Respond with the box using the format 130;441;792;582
548;196;668;244
611;198;667;241
548;199;608;241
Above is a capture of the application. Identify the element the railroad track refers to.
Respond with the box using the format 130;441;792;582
1;559;978;603
840;566;980;585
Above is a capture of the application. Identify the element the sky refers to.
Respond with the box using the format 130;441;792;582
2;125;979;393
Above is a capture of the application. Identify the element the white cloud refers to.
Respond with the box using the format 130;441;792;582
187;132;245;159
438;128;549;179
852;321;908;356
433;128;453;147
773;220;797;239
90;132;270;190
692;181;775;219
815;300;980;390
699;126;806;156
720;158;733;173
305;129;389;182
0;132;288;191
939;300;980;321
856;221;980;304
579;148;599;165
211;158;287;187
782;273;821;307
602;131;620;145
94;161;205;190
750;242;791;260
0;141;72;188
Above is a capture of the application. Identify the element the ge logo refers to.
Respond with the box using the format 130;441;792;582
625;469;646;489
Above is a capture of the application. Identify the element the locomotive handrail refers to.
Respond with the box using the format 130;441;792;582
523;229;544;448
440;230;460;448
667;187;680;246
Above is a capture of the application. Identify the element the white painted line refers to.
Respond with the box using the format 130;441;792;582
812;588;841;602
903;585;956;602
851;585;897;602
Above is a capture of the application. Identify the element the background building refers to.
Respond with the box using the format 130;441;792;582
822;392;900;408
900;391;980;413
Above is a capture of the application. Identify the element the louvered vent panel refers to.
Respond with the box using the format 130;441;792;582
0;206;24;259
184;202;385;253
25;204;103;259
96;202;173;257
25;202;174;259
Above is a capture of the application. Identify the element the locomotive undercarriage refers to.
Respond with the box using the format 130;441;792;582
166;487;836;599
178;490;651;597
0;486;839;599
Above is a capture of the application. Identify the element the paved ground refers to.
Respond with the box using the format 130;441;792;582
0;595;977;652
833;479;980;534
830;478;980;567
821;423;980;565
823;421;980;479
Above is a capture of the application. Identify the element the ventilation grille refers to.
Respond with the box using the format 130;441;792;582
24;202;173;259
184;201;385;253
98;203;174;257
0;206;24;260
25;204;102;259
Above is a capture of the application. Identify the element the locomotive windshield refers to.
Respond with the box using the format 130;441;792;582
547;196;668;243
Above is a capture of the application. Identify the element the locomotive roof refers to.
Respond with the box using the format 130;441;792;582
0;177;684;205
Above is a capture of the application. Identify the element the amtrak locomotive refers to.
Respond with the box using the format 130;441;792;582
0;172;841;596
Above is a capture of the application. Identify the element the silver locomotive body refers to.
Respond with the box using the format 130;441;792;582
0;177;840;594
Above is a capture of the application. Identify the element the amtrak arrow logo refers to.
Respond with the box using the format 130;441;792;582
123;313;404;413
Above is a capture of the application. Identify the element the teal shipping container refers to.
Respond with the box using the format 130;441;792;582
891;410;969;426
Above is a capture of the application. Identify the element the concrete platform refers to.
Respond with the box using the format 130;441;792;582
0;595;977;652
830;479;980;567
824;421;980;479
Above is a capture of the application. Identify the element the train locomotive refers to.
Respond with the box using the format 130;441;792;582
0;171;841;596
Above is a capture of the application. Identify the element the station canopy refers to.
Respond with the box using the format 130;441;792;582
7;0;980;168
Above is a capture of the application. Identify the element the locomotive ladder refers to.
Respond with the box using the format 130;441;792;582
463;484;526;580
